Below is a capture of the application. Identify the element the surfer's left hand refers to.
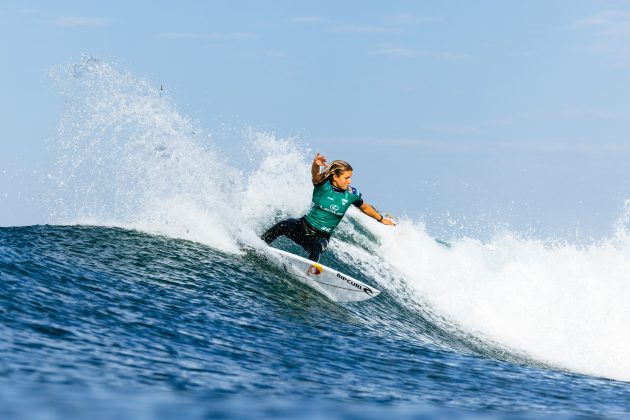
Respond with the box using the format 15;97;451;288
381;218;396;226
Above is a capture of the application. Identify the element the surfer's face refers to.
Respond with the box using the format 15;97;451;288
332;170;352;191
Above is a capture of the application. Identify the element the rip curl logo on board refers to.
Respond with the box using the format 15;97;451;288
307;263;324;276
336;272;374;296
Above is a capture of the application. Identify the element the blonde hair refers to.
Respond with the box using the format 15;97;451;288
321;160;353;182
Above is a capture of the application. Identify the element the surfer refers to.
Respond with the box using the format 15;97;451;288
261;153;396;262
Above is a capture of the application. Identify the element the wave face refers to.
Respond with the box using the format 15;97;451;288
2;225;630;418
3;57;630;417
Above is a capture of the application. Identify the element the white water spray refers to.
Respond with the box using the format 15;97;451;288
49;57;312;253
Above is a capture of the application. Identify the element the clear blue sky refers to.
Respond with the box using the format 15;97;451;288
3;0;630;239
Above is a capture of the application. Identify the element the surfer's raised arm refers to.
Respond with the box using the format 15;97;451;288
311;152;327;185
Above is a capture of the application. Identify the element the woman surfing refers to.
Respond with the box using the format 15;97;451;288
261;153;396;262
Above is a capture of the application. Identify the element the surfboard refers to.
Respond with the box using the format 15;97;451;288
264;247;380;303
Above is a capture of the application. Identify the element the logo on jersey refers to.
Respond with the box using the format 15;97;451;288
330;204;339;212
307;263;324;276
341;198;348;205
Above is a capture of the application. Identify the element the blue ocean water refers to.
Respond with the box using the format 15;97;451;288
4;57;630;418
1;225;630;419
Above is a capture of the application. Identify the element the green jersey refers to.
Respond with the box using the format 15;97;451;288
304;180;364;234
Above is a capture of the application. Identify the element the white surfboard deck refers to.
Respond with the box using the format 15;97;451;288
264;246;380;303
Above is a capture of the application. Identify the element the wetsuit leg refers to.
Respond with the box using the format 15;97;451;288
292;218;330;262
262;217;329;262
305;237;329;262
261;218;301;244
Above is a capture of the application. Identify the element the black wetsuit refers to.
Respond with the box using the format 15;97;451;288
261;217;330;262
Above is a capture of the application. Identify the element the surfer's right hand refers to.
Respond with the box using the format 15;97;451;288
314;153;327;167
